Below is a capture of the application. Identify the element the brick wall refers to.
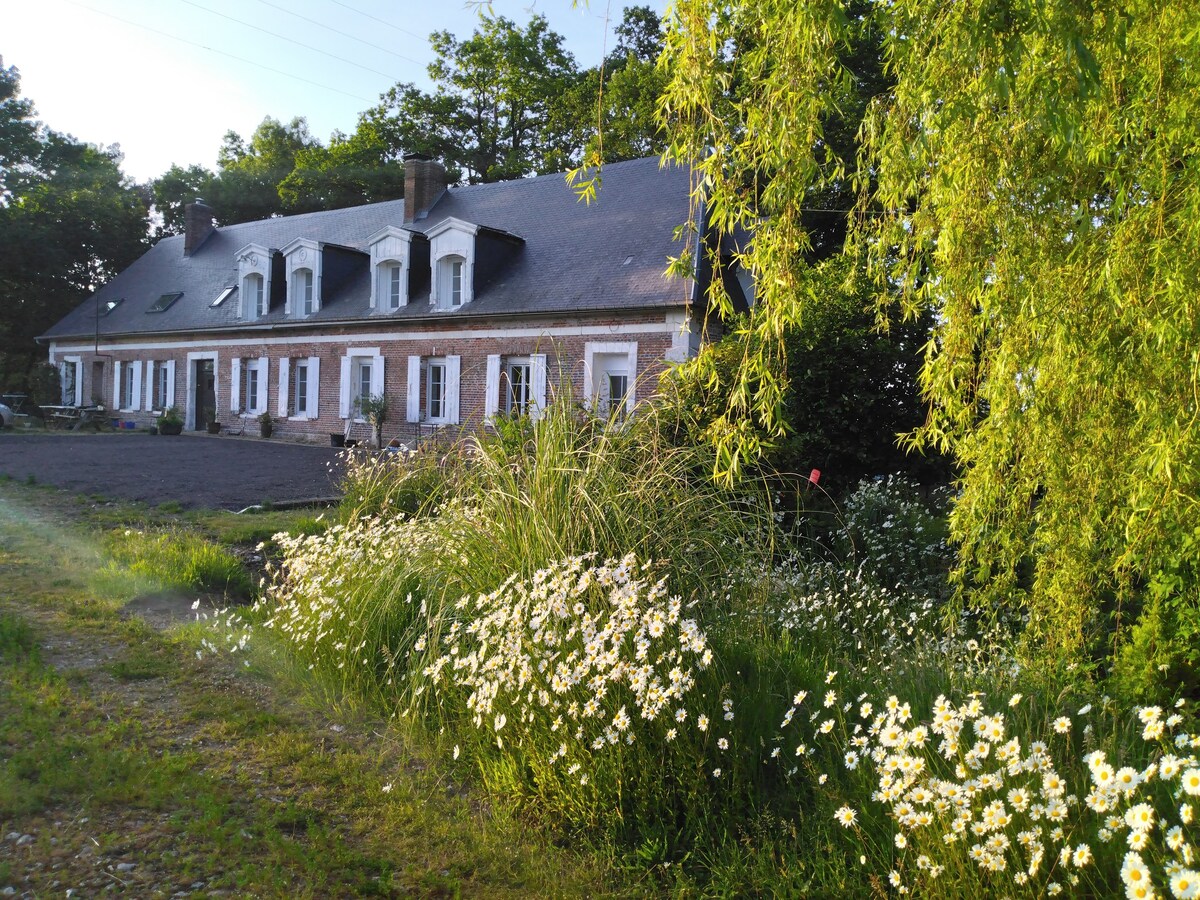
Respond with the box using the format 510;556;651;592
52;312;682;444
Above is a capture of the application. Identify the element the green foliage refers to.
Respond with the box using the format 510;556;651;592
658;0;1200;686
160;405;183;426
102;528;253;599
356;392;387;448
365;16;580;184
666;256;944;494
0;58;148;392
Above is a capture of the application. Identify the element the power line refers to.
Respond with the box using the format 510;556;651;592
250;0;426;67
62;0;377;103
177;0;405;82
325;0;426;41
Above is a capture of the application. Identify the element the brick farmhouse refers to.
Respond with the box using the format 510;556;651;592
39;155;739;444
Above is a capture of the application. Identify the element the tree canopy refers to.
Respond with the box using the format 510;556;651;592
659;0;1200;686
0;59;148;393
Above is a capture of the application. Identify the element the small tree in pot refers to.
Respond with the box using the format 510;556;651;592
258;411;273;439
357;393;388;449
159;406;184;435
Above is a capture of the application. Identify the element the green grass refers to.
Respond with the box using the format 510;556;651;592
0;483;619;898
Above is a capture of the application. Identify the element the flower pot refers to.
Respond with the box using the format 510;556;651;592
207;422;222;435
330;433;345;447
260;424;273;439
159;421;183;435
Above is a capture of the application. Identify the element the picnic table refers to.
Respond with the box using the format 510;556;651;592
41;405;110;430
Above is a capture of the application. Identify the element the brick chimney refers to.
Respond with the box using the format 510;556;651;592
403;154;447;224
183;199;216;257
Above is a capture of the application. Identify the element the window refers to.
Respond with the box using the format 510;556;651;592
427;362;446;421
210;285;236;308
378;262;403;310
99;298;123;316
245;364;260;415
353;359;373;418
121;364;136;410
586;343;637;421
245;274;265;318
438;256;465;309
506;360;531;416
605;373;630;421
295;268;315;316
155;363;170;409
60;360;78;406
147;292;183;313
294;360;309;417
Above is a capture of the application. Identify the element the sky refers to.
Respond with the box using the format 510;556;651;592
6;0;640;183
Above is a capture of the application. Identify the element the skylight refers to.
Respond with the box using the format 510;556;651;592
147;292;183;313
210;285;237;308
98;298;123;316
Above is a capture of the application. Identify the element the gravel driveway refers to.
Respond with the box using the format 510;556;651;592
0;432;345;510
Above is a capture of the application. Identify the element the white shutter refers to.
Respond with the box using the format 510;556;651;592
370;355;384;398
278;357;290;417
484;354;500;422
626;344;639;415
446;355;461;424
257;357;269;414
308;356;320;417
406;355;421;423
143;361;155;411
531;353;548;421
231;358;242;413
338;354;351;418
73;363;84;406
130;361;142;411
112;361;122;410
165;360;176;408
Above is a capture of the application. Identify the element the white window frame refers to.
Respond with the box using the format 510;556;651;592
116;360;141;412
279;356;321;420
427;360;447;422
338;348;383;421
231;357;268;416
505;357;532;416
294;268;315;317
60;356;82;406
584;342;638;419
408;354;460;425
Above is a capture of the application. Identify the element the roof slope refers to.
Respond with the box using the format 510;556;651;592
42;157;695;341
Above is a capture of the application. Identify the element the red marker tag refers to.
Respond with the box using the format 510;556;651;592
809;469;821;485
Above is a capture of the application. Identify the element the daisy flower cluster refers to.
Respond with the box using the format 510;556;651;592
419;552;730;781
249;511;447;673
786;680;1200;897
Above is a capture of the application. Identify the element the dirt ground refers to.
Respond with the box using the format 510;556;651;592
0;433;344;510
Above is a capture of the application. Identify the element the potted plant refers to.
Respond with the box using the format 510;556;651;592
357;392;388;450
159;406;184;435
205;407;221;435
258;411;273;439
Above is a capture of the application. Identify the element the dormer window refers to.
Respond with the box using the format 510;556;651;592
367;226;413;311
294;268;315;316
426;217;478;310
440;256;464;308
235;243;272;321
281;238;322;317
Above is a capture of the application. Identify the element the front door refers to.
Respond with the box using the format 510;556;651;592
194;360;215;430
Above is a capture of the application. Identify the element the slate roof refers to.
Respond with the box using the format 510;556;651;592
41;156;696;341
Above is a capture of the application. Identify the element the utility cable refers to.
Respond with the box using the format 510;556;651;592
61;0;376;103
250;0;425;66
325;0;425;41
177;0;408;82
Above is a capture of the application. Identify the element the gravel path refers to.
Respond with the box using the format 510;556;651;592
0;433;344;510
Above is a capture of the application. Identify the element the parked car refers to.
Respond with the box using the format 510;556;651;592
0;402;13;427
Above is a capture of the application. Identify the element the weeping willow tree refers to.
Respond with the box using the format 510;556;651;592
658;0;1200;689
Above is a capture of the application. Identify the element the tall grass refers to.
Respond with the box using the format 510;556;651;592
231;400;1200;895
102;528;253;599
